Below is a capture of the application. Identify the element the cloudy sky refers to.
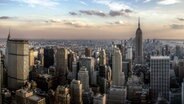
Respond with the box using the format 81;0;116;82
0;0;184;39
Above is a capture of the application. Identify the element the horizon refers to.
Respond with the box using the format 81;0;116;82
1;0;184;39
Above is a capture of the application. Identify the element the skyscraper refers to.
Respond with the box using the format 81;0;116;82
78;66;89;91
55;86;70;104
7;33;29;89
150;56;170;101
99;49;107;65
79;57;95;85
112;47;124;86
126;46;133;60
56;48;68;76
70;79;83;104
0;51;2;104
135;18;143;64
93;94;106;104
29;48;35;70
182;80;184;104
44;48;54;68
85;48;92;57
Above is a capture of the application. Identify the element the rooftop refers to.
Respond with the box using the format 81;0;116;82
150;56;170;60
28;95;43;101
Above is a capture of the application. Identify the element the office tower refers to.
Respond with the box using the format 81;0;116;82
112;47;124;86
82;90;93;104
99;49;107;65
7;37;29;89
68;52;75;71
70;79;83;104
79;57;95;85
38;48;44;66
107;86;127;104
126;75;143;103
170;88;181;104
99;65;108;79
175;45;181;58
165;45;170;56
91;70;98;85
182;80;184;104
55;86;70;104
126;46;133;60
178;60;184;82
135;18;143;64
44;48;54;68
29;48;35;70
72;61;78;79
35;74;57;91
0;51;2;104
85;48;92;57
78;66;89;91
122;61;132;83
150;56;170;101
93;94;106;104
56;48;68;76
116;44;124;56
98;65;111;94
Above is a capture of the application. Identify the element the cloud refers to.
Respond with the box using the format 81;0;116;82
80;1;88;6
177;18;184;21
157;0;180;5
69;12;78;16
93;0;131;11
170;24;184;29
69;8;133;17
125;9;133;13
63;20;92;28
108;20;125;25
45;19;93;28
144;0;151;3
109;9;133;17
11;0;59;8
0;16;14;19
79;10;107;17
109;10;124;17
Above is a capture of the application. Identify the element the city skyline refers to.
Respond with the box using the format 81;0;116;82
0;0;184;39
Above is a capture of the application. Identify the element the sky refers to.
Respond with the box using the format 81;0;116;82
0;0;184;39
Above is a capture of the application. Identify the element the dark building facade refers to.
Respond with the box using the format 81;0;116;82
44;48;54;68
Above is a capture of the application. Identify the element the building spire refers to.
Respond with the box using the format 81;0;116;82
138;17;140;28
8;28;10;40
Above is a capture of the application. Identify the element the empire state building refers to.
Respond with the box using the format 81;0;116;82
135;18;143;64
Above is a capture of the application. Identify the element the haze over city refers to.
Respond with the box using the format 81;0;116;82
0;0;184;39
